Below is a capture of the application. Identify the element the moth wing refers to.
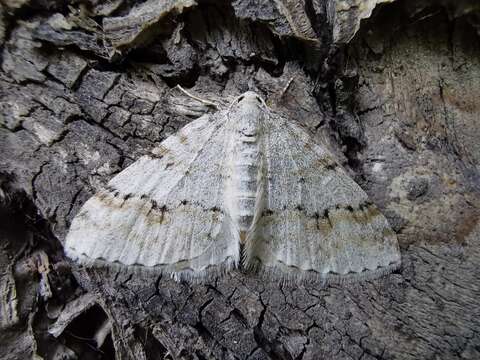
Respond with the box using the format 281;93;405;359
250;115;401;282
65;113;239;280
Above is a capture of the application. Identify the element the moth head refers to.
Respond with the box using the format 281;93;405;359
236;91;263;103
230;92;267;138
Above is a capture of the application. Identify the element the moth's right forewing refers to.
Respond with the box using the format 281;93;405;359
247;113;401;283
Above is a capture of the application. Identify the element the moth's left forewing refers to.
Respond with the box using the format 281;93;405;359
65;112;240;281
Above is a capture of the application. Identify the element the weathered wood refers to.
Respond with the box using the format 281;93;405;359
0;1;479;359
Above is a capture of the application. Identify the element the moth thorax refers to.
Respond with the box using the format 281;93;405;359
229;140;261;243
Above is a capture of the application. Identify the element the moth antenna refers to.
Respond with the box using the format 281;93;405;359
257;95;269;111
227;93;246;112
280;76;296;99
174;85;220;109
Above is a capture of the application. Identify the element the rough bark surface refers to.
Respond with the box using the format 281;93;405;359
0;1;479;359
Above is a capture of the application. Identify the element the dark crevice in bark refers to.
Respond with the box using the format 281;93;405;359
134;325;169;360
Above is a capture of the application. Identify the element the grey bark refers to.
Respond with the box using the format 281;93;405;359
0;1;479;359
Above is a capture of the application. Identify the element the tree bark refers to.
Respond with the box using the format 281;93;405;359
1;1;479;359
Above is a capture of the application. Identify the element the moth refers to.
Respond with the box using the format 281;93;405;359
65;91;401;282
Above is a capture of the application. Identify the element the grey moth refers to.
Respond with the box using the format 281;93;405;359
65;92;401;282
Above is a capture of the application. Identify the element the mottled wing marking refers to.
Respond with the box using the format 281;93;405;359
65;114;239;279
248;114;401;280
